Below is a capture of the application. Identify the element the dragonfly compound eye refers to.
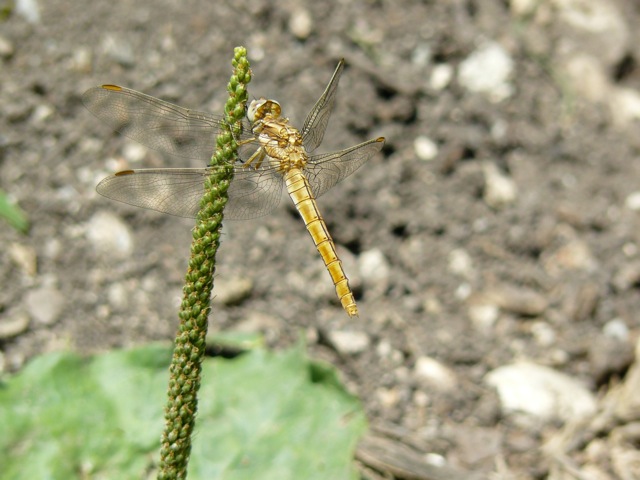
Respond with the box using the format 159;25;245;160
247;98;267;123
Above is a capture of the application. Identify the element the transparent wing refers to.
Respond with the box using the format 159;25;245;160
300;59;345;152
82;85;257;162
305;137;385;198
96;165;283;220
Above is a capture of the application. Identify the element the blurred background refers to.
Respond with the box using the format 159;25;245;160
2;0;640;477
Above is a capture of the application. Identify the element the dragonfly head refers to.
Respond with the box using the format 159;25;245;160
247;98;282;123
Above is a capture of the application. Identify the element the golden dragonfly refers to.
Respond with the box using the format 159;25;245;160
82;59;385;317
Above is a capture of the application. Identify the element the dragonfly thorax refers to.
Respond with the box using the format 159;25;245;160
247;97;308;171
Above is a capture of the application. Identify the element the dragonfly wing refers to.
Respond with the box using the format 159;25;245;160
300;59;345;152
305;137;385;198
96;168;209;218
82;85;256;162
226;165;283;219
96;166;283;220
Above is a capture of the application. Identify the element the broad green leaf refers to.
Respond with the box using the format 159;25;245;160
0;343;366;480
0;188;28;233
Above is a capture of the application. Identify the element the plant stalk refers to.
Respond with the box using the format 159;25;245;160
157;46;251;480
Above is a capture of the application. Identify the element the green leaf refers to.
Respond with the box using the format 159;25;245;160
0;343;366;480
0;188;28;233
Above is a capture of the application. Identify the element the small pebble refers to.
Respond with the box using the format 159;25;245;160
429;63;453;91
483;162;517;209
327;330;370;355
358;248;390;291
16;0;41;24
458;41;514;101
25;286;65;325
0;311;30;339
212;276;253;306
8;243;37;276
603;318;629;342
414;136;438;161
0;35;14;58
414;356;458;391
625;191;640;211
485;285;548;316
448;248;474;278
289;8;313;40
102;34;135;68
86;211;134;258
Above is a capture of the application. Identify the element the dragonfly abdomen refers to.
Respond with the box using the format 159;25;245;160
284;169;359;317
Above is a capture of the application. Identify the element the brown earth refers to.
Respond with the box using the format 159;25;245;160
2;0;640;478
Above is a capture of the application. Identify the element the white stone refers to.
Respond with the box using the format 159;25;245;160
414;356;458;391
414;136;438;161
485;362;597;421
328;330;370;355
376;387;401;409
122;142;148;164
71;47;92;73
86;211;134;258
563;53;610;103
510;0;538;16
429;63;453;91
625;192;640;211
107;283;129;310
412;44;432;67
553;0;628;69
544;237;597;274
0;35;14;58
530;321;556;347
102;34;135;67
8;243;37;276
611;87;640;126
448;248;474;277
468;303;499;330
458;41;514;101
358;248;390;290
603;318;629;342
289;8;313;40
555;0;622;32
16;0;40;24
483;162;517;209
31;104;53;123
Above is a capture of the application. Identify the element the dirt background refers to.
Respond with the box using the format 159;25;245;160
3;0;640;478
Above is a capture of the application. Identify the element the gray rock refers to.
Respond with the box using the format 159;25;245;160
485;285;548;317
212;276;253;306
25;286;65;325
0;311;30;339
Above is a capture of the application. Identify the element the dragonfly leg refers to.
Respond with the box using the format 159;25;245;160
241;146;267;170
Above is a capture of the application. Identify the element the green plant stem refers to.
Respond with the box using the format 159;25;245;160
157;46;251;480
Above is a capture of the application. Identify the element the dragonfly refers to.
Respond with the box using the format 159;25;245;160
82;59;385;317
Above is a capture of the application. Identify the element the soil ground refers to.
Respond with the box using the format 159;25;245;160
2;0;640;478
